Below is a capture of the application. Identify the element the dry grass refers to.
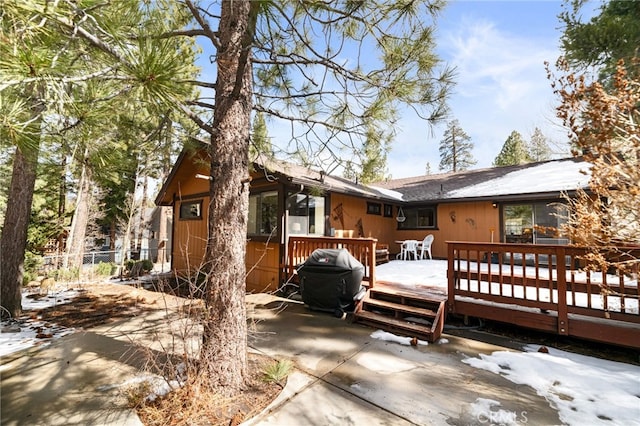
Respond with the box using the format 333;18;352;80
133;353;284;426
31;281;286;426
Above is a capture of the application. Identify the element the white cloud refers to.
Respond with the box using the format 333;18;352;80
387;9;570;178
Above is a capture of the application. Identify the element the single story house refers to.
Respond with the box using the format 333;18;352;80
155;148;591;293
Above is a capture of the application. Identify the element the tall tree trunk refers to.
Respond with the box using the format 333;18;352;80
200;0;256;395
136;174;148;253
1;146;39;318
1;82;43;318
65;149;92;269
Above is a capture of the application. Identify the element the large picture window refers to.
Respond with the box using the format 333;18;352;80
287;192;326;236
248;191;278;236
397;206;437;229
503;202;568;244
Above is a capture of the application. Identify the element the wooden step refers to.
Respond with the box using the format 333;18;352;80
354;288;447;343
355;310;435;340
362;295;438;319
369;286;445;304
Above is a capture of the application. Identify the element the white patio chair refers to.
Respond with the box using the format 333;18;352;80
419;234;434;260
401;240;419;260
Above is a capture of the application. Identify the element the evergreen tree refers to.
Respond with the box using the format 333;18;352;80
343;124;390;184
559;0;640;83
493;131;532;167
425;162;432;175
0;1;197;317
176;0;454;396
438;119;476;172
249;112;272;160
528;127;552;162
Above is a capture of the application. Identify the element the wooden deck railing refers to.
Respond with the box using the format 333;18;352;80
447;241;640;348
286;236;378;287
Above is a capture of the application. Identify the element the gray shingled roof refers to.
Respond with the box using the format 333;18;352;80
373;157;591;203
256;158;404;202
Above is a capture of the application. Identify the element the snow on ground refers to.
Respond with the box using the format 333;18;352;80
376;258;449;289
463;345;640;426
376;259;640;426
0;288;79;358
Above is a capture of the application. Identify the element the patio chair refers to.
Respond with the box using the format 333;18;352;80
419;234;434;260
400;240;419;260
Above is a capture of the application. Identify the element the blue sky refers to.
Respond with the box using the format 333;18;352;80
193;1;597;179
387;0;575;178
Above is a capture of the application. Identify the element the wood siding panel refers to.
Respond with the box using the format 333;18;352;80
330;194;397;249
392;202;499;259
246;240;280;293
172;199;209;273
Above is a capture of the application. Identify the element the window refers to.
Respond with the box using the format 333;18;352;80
287;192;326;236
397;206;437;229
367;202;382;215
384;204;393;218
503;202;568;244
248;191;278;236
179;200;203;220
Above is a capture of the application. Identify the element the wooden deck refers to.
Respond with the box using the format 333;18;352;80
447;242;640;349
285;237;640;348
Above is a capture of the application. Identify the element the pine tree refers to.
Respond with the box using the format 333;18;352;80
493;131;532;166
438;119;476;172
559;0;640;83
178;0;454;396
528;127;552;162
0;1;197;317
249;112;272;160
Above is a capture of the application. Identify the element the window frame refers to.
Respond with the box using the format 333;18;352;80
397;205;438;230
286;191;327;236
366;202;382;215
179;199;203;220
247;190;279;237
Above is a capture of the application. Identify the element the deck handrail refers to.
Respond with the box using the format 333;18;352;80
447;241;640;348
287;236;377;287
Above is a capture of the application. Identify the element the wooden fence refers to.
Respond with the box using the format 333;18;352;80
286;236;378;286
447;241;640;348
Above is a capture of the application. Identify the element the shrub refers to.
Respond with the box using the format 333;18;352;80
95;262;116;276
22;252;43;285
262;359;293;384
140;259;154;272
53;267;80;281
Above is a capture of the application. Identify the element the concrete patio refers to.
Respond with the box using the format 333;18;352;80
1;292;564;425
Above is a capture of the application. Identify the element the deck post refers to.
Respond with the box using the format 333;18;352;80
370;240;376;289
447;242;455;313
556;246;569;335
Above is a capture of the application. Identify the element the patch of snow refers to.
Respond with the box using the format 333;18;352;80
448;160;591;198
462;345;640;425
370;329;428;346
0;289;80;358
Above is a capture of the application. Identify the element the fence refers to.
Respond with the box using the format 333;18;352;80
40;247;170;275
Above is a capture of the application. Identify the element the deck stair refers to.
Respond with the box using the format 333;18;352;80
354;286;446;343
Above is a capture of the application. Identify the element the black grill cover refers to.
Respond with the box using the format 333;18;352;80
296;248;365;315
